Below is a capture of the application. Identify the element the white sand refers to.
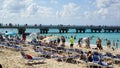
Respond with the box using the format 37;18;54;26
0;36;120;68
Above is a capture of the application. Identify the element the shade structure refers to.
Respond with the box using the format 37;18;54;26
5;32;17;36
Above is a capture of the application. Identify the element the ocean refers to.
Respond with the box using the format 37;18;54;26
0;28;120;48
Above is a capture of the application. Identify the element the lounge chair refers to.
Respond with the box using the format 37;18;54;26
103;52;113;60
66;48;74;54
20;51;45;63
92;55;100;63
114;54;120;64
56;47;65;53
98;60;113;68
93;51;99;56
39;48;55;58
75;49;84;54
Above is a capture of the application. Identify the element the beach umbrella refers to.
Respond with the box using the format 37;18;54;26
29;33;37;37
29;33;38;39
5;32;17;36
83;37;89;41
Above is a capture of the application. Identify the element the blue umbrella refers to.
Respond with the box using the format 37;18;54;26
5;32;17;36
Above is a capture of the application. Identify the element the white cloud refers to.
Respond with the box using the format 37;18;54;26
51;0;58;4
0;0;53;18
56;3;80;17
37;6;53;17
95;0;120;18
84;11;92;18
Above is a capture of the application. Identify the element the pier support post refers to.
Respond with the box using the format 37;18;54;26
40;29;49;34
98;30;101;33
104;30;106;33
59;30;62;33
112;30;114;33
83;30;85;33
108;30;110;33
76;29;78;33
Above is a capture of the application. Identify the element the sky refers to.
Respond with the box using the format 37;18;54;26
0;0;120;25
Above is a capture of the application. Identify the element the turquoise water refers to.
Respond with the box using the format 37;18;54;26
0;28;120;47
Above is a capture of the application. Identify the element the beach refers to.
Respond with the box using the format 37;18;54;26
0;36;120;68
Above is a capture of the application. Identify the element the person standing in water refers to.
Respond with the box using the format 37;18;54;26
57;38;60;46
116;40;118;49
107;40;111;48
22;33;26;42
61;36;66;47
70;36;74;48
78;38;82;47
96;38;103;50
85;38;90;48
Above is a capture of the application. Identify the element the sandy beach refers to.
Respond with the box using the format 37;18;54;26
0;36;120;68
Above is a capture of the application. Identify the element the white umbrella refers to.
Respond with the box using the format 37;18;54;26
83;37;89;41
29;33;38;39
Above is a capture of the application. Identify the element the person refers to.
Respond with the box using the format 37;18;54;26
85;38;90;48
57;38;60;45
74;35;76;39
107;40;111;48
87;51;93;62
96;38;103;50
22;33;26;42
61;36;66;47
116;40;118;49
112;40;115;51
70;36;74;48
79;51;87;62
98;59;113;66
78;38;82;47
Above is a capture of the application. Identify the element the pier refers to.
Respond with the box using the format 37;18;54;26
0;24;120;34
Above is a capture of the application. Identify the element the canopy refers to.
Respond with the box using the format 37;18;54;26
5;32;17;36
29;33;37;37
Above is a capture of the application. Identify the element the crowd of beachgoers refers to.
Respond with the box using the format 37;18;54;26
0;32;120;68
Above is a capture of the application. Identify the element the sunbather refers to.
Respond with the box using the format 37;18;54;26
98;59;113;66
87;51;93;62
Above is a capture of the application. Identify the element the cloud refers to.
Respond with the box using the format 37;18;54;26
0;0;53;18
95;0;120;18
56;3;80;18
51;0;58;4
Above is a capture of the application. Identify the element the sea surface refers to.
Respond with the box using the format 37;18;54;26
0;28;120;48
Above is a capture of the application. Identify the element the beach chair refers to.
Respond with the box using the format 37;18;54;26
98;61;113;68
56;47;65;53
104;52;113;60
20;51;45;63
66;48;74;54
87;55;100;68
75;49;84;54
114;54;120;64
11;45;21;51
93;51;99;56
93;55;100;63
39;48;55;58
